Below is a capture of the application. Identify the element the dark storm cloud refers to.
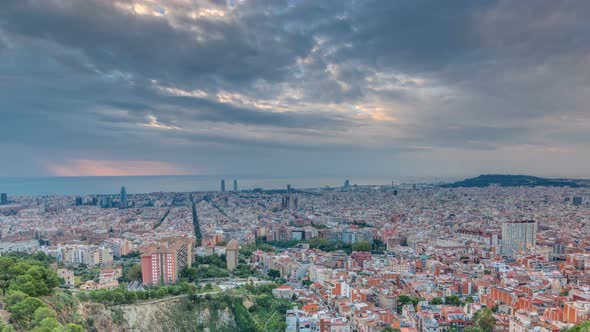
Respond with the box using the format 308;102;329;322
0;0;314;84
156;95;355;129
0;0;589;177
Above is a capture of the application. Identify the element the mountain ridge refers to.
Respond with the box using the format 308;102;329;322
442;174;590;188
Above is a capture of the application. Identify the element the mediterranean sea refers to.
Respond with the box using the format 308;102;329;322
0;175;428;196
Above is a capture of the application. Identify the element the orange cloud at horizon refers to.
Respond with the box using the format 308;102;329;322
46;159;192;177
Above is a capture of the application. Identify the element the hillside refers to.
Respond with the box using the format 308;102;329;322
79;297;239;332
79;287;292;332
0;253;291;332
442;174;590;188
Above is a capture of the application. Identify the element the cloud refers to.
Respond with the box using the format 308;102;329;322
46;160;191;177
0;0;589;177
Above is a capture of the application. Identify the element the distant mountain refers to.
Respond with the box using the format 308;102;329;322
442;174;590;188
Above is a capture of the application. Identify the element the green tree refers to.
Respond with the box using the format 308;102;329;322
382;328;401;332
7;297;45;328
0;257;16;295
465;328;485;332
234;264;256;278
5;291;29;306
431;297;443;305
9;274;41;296
445;295;463;306
125;264;142;281
63;323;85;332
564;321;590;332
267;269;281;280
1;325;16;332
32;307;56;327
473;308;496;332
30;317;61;332
352;241;372;252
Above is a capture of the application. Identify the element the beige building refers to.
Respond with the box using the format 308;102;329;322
226;239;239;272
57;268;75;287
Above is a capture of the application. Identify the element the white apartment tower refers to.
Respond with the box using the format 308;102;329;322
501;220;537;255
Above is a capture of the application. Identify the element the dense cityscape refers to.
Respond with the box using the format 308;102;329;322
0;178;589;331
3;0;590;331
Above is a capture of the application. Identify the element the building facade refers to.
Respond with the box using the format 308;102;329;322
501;220;537;255
141;237;194;286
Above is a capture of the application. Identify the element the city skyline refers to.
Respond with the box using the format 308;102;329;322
2;1;590;179
1;3;590;331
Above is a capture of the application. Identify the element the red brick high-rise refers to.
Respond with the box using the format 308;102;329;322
141;237;194;286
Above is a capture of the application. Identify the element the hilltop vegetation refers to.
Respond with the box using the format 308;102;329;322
0;252;292;332
0;252;84;331
443;174;590;188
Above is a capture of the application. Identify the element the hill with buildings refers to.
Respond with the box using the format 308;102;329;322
443;174;590;188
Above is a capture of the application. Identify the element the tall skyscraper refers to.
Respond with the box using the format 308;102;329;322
120;186;127;209
221;179;226;192
573;196;583;206
501;220;537;255
0;193;7;205
233;179;238;192
75;197;83;206
344;179;350;188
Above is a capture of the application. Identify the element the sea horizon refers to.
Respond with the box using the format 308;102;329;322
0;175;447;196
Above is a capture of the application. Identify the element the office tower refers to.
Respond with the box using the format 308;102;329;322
573;196;583;206
221;179;226;192
75;197;83;206
344;179;350;188
120;186;127;209
1;193;7;205
141;237;194;285
501;220;537;255
287;184;291;193
233;179;238;192
226;239;239;272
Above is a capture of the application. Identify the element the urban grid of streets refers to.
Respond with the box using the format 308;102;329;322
0;183;589;332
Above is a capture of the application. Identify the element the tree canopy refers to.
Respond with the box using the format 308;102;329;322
472;308;496;332
352;241;372;252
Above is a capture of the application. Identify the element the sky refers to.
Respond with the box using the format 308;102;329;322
1;0;590;179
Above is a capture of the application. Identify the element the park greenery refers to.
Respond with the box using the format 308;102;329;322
0;252;85;331
565;321;590;332
430;295;464;306
178;254;260;281
246;237;387;255
381;328;401;332
0;251;292;331
396;295;424;313
240;243;276;259
472;308;496;332
76;282;217;305
263;238;356;253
